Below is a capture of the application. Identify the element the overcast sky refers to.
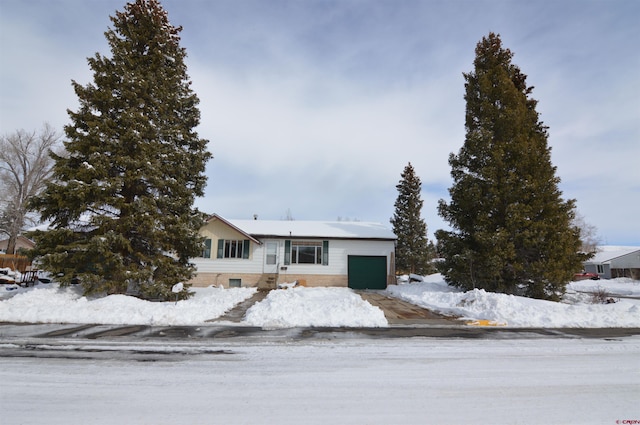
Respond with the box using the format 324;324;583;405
1;0;638;245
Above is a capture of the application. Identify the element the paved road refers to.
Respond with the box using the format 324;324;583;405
1;320;639;361
2;288;639;345
1;322;639;342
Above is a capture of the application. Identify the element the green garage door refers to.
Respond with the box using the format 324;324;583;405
348;255;387;290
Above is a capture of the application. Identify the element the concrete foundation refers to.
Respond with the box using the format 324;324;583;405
189;272;347;288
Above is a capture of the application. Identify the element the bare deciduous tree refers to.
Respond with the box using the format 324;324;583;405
0;123;61;254
573;211;600;254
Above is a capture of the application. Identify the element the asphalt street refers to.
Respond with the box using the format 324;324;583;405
2;287;638;359
1;322;639;341
1;322;639;363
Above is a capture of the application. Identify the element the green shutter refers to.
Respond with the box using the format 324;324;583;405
242;240;250;259
217;239;224;259
322;240;329;265
284;240;291;265
204;239;212;258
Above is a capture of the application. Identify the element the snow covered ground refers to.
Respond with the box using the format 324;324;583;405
1;273;638;328
1;337;638;424
244;286;388;327
388;274;640;328
1;273;639;424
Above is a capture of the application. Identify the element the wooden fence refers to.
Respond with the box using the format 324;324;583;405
0;254;32;273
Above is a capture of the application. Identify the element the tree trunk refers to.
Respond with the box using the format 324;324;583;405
6;234;17;255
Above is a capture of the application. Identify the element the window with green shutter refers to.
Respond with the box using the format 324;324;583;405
284;240;291;265
285;240;329;265
201;239;212;258
242;240;250;259
216;239;251;259
217;239;224;259
322;240;329;265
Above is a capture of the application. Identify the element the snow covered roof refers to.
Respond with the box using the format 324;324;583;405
584;246;640;264
209;214;396;240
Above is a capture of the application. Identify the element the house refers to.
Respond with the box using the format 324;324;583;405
189;214;397;290
583;247;640;280
0;235;36;254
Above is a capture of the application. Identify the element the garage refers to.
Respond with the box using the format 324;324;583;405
348;255;387;290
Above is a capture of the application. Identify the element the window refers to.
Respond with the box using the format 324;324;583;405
217;239;250;259
292;241;322;264
285;240;329;265
597;264;604;274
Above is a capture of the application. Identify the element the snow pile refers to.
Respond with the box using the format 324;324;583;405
1;274;639;328
0;267;21;284
0;283;386;328
245;287;388;328
388;275;640;327
567;277;640;297
0;285;256;325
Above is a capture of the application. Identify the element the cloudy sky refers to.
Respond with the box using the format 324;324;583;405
1;0;638;245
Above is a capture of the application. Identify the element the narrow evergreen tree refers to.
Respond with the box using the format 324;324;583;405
391;162;434;275
436;33;584;300
30;0;211;300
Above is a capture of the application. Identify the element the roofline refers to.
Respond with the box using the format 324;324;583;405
205;214;262;245
0;235;36;247
205;214;397;241
248;234;396;241
584;249;640;264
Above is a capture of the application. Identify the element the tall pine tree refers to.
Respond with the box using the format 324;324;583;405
391;162;435;275
30;0;211;300
436;33;583;300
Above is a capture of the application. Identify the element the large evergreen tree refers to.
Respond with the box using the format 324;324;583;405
391;162;435;275
30;0;211;300
436;33;584;301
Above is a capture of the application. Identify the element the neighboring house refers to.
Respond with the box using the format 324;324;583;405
190;214;397;290
0;236;36;254
583;247;640;280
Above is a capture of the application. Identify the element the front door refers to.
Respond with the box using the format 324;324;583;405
264;241;279;274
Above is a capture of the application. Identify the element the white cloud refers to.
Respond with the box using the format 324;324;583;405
192;65;461;179
1;0;638;244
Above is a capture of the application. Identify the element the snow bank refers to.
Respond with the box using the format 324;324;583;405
567;277;640;297
1;274;639;328
387;275;640;327
0;284;387;328
245;287;388;328
0;285;256;325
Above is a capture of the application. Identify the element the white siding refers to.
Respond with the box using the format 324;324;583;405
279;239;394;276
191;242;264;274
192;238;395;278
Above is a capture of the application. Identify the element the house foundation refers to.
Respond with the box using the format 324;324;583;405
189;272;348;288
